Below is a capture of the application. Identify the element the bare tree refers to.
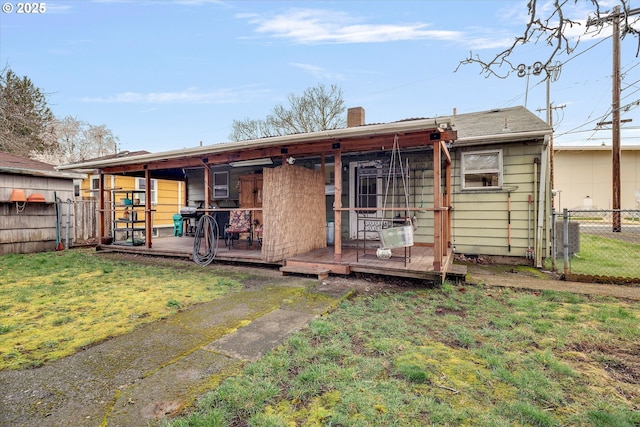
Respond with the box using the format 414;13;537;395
0;67;56;157
229;83;346;141
32;116;119;165
456;0;640;79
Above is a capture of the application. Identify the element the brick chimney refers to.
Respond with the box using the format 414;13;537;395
347;107;365;127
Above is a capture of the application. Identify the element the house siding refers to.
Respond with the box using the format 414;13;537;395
337;152;438;245
451;143;543;257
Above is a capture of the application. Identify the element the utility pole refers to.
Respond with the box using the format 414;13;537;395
611;5;621;232
587;5;640;232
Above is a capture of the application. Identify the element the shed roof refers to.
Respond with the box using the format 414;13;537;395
0;151;85;179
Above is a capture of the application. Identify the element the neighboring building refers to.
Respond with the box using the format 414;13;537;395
80;173;186;238
73;151;187;238
554;145;640;211
0;151;85;254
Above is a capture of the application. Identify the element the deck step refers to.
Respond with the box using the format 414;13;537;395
445;264;468;283
280;265;331;280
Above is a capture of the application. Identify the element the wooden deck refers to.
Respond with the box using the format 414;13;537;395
97;237;465;282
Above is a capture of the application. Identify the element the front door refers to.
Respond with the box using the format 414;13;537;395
349;160;385;240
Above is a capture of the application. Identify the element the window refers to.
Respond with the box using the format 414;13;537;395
136;178;158;204
213;171;229;199
461;150;503;189
89;175;100;197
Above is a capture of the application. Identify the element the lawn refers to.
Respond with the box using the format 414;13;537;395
564;233;640;279
165;283;640;427
0;249;245;370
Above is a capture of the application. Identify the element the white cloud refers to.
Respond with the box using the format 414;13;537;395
239;8;464;44
80;86;270;104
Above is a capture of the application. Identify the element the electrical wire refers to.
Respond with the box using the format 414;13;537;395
192;214;219;266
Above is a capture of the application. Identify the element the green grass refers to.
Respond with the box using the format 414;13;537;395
0;249;244;370
566;234;640;278
164;284;640;427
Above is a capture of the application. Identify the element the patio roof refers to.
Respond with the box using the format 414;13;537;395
57;115;456;172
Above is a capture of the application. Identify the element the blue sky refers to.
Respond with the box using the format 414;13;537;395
1;0;639;153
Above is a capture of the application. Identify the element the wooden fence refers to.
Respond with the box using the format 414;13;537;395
70;199;99;245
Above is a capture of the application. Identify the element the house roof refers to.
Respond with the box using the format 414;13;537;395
453;106;551;146
0;151;86;179
57;106;551;171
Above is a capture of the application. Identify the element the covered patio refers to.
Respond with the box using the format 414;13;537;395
59;111;460;282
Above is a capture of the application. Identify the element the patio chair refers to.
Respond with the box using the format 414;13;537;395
225;209;253;250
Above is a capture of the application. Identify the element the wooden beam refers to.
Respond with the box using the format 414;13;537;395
98;173;106;244
444;155;452;257
204;160;211;208
433;143;442;272
440;141;452;164
145;169;152;249
96;129;458;176
333;150;342;263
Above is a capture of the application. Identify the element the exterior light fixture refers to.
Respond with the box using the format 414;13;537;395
228;158;273;167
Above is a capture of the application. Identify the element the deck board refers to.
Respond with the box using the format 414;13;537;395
98;237;454;282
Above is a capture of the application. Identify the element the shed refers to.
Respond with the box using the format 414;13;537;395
0;152;86;254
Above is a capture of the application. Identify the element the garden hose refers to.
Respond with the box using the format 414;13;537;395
192;214;219;266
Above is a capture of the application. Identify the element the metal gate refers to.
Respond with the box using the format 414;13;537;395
555;209;640;282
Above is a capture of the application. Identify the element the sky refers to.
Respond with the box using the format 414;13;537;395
1;0;639;154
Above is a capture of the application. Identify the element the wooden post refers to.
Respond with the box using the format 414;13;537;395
145;169;152;248
433;142;442;272
440;141;452;258
333;150;342;262
98;172;105;244
204;162;211;209
444;152;451;257
203;162;211;249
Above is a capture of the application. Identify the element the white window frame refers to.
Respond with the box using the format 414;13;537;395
461;149;503;190
89;175;100;196
136;178;158;204
212;171;229;199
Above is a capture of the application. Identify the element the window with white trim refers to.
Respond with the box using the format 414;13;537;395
135;178;158;204
90;175;100;194
461;150;503;189
213;171;229;199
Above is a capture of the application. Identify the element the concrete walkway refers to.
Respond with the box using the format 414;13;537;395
0;277;350;427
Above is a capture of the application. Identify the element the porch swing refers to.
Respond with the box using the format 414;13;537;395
376;134;414;263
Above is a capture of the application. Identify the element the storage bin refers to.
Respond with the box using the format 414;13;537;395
379;225;413;249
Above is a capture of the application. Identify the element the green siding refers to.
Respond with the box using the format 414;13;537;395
451;143;545;257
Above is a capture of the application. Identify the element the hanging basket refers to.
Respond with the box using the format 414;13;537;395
379;225;414;249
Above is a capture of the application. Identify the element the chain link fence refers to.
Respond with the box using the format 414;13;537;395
553;209;640;283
